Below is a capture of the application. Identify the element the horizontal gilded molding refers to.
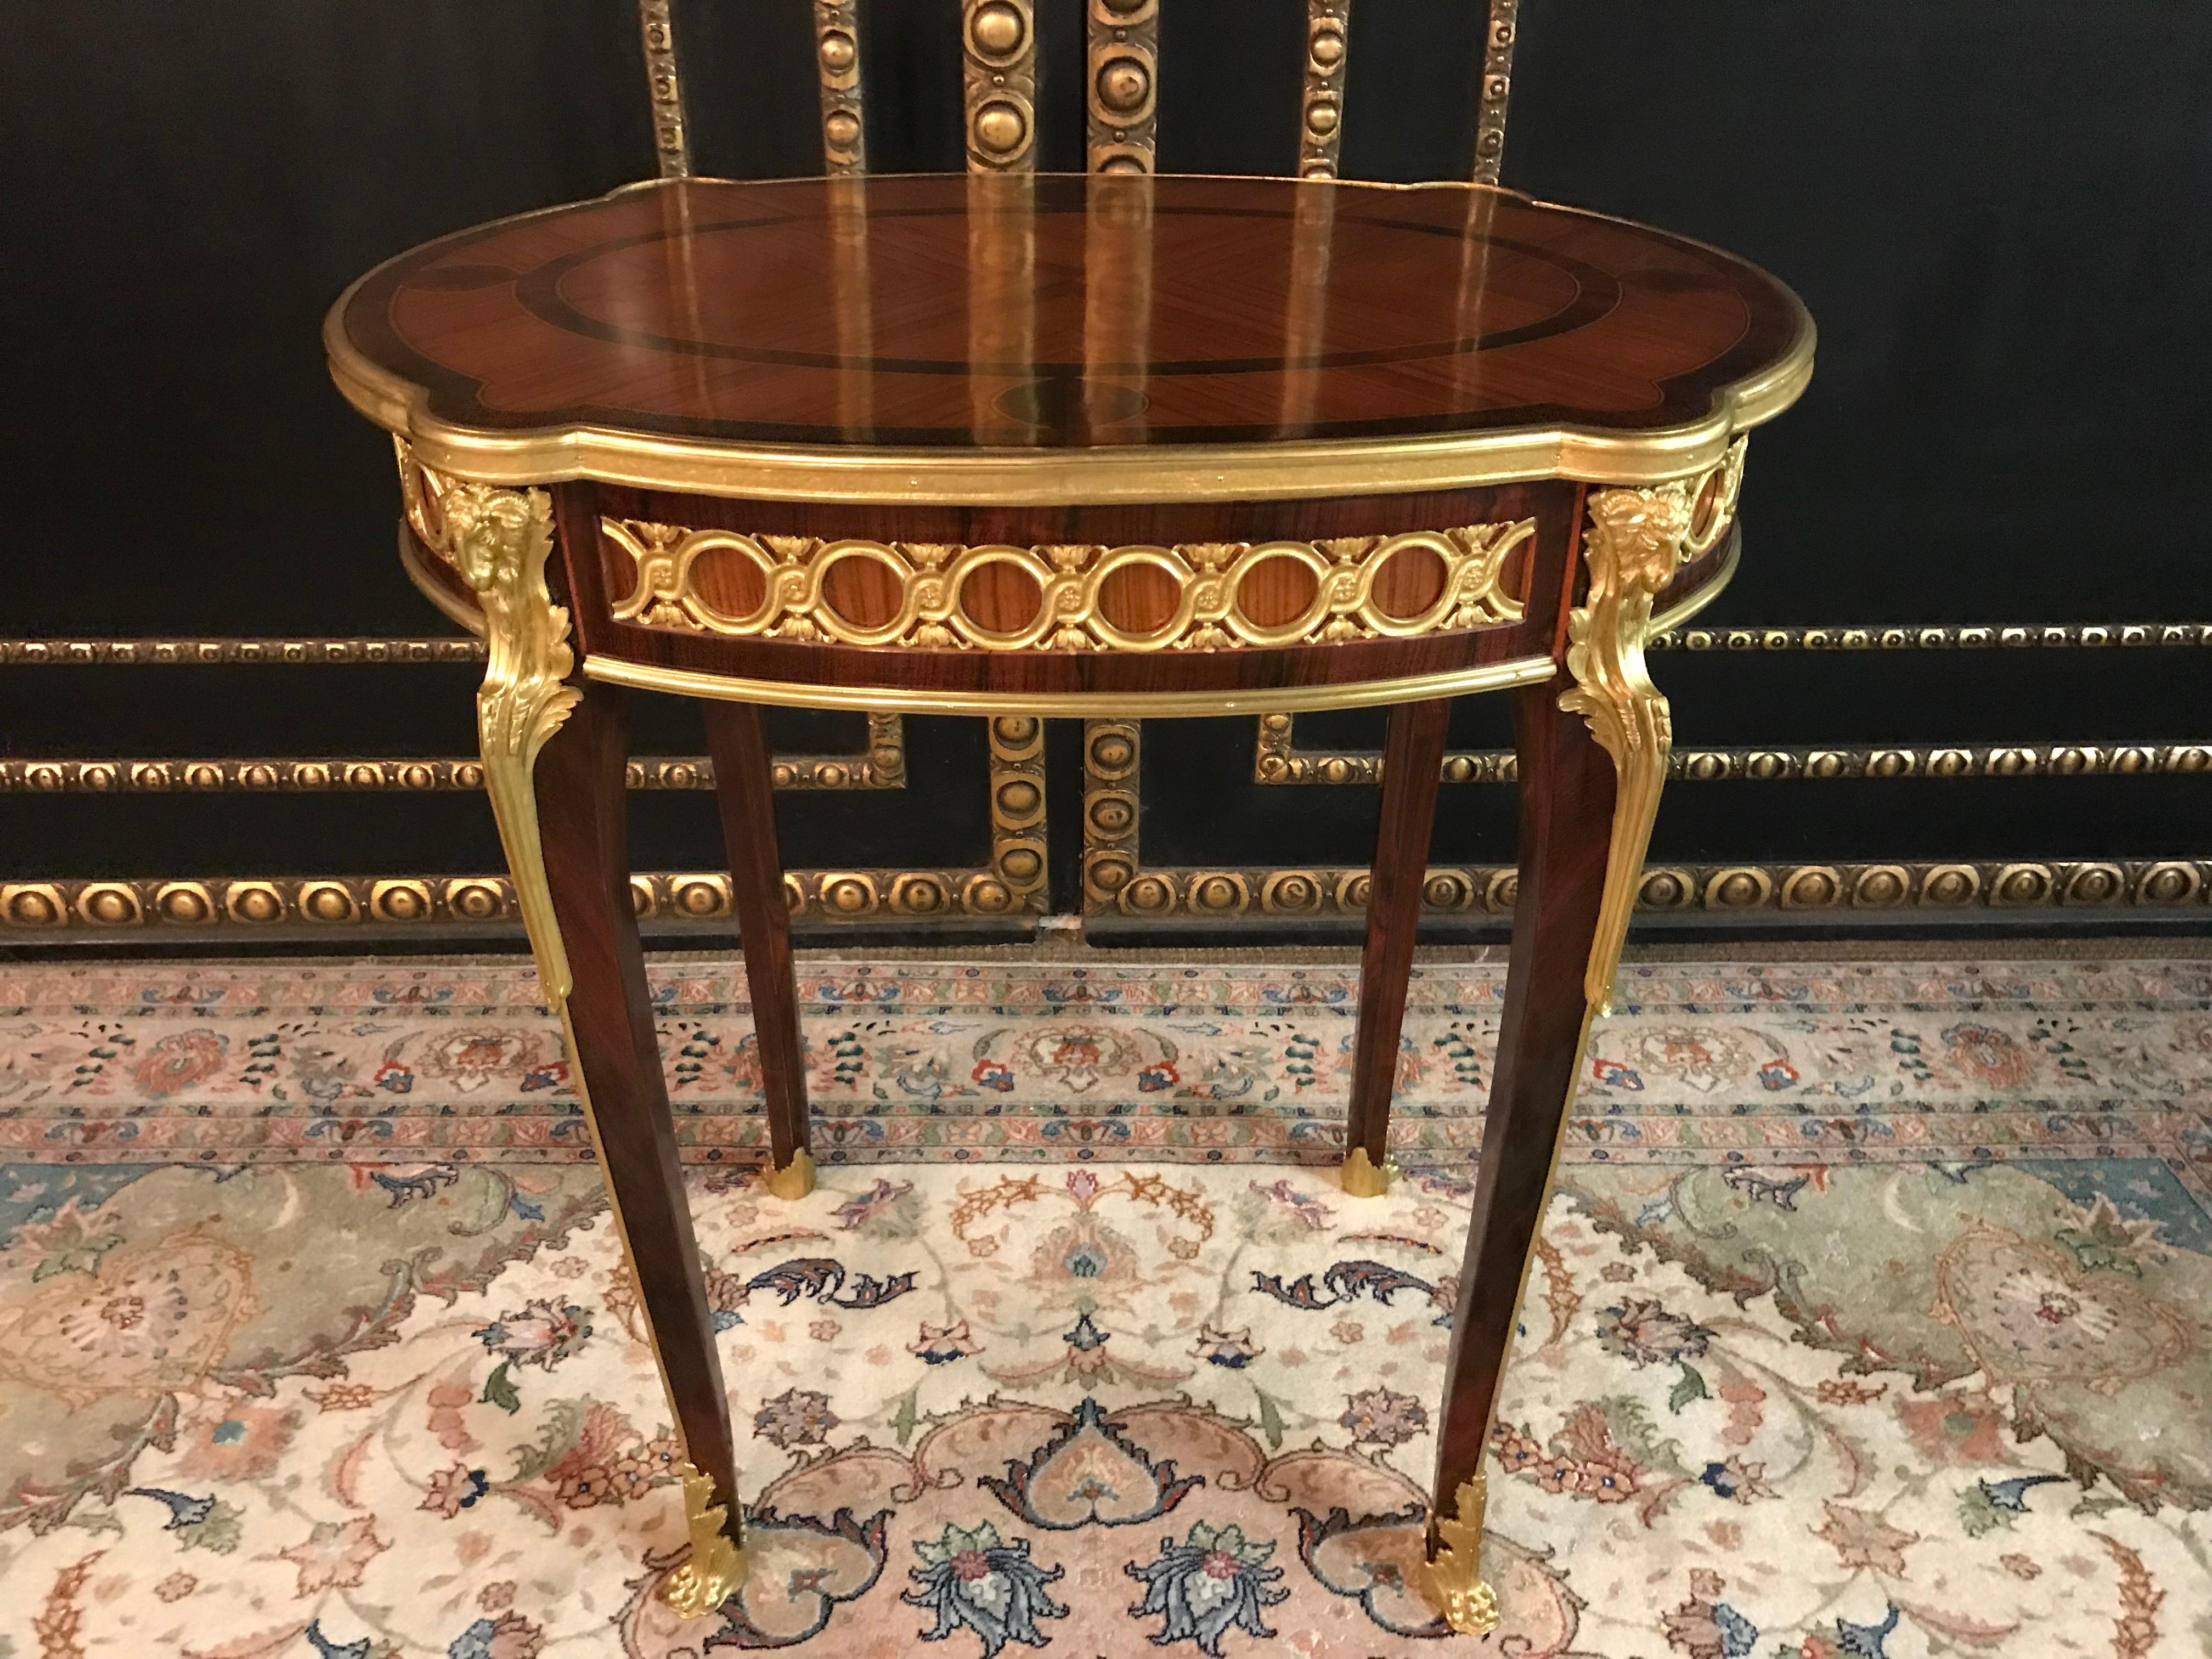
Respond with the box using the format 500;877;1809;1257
1088;708;2205;924
0;639;484;664
1097;859;2209;921
604;517;1532;652
584;649;1559;718
0;712;1045;928
1252;729;2212;786
1;623;2202;668
9;859;2197;935
0;867;1031;933
1648;623;2212;652
0;736;907;794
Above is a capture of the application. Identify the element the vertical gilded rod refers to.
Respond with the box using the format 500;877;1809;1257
814;0;867;174
1087;0;1159;174
1081;718;1142;911
1472;0;1519;185
636;0;692;179
1298;1;1351;179
963;0;1039;173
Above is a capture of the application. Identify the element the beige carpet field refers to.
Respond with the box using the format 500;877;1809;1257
1;952;2207;1656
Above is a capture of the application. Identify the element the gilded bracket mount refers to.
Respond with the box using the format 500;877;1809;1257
1419;1476;1500;1635
1560;441;1741;1012
662;1465;748;1618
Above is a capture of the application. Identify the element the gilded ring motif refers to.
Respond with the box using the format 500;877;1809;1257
601;518;1533;653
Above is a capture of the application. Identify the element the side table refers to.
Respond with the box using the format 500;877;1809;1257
328;170;1812;1632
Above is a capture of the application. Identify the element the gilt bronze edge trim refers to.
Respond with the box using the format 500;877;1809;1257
580;651;1559;717
326;336;1812;509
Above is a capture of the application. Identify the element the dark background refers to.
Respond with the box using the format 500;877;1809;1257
1;1;2207;927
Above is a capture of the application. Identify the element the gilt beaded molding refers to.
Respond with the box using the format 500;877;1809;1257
0;731;909;795
4;855;2200;936
1081;718;1142;911
1299;2;1353;178
963;0;1037;172
1250;731;2212;786
602;517;1532;653
812;0;866;175
1076;720;2209;924
634;0;691;180
1086;0;1159;174
1471;0;1519;186
0;706;1035;927
3;623;2201;666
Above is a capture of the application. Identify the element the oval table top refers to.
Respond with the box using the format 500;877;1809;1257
330;172;1812;504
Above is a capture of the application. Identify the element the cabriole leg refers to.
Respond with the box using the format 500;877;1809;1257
1420;482;1694;1633
703;701;815;1199
1342;696;1452;1197
449;482;746;1618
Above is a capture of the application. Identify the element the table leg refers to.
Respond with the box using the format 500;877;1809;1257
450;482;745;1618
702;702;815;1199
1341;696;1452;1197
1419;483;1687;1634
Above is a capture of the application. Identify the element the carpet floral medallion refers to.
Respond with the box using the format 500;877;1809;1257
0;953;2207;1658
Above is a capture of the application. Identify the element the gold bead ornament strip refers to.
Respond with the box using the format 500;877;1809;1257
1080;697;2205;921
4;857;2202;936
0;638;484;664
1251;732;2212;786
1081;717;1142;910
635;0;693;179
0;735;906;795
1;623;2198;667
963;0;1038;173
602;516;1532;653
1298;2;1351;179
1470;0;1519;187
814;0;866;175
1648;622;2212;651
1087;0;1159;175
984;715;1050;913
0;866;1039;935
1084;859;2209;923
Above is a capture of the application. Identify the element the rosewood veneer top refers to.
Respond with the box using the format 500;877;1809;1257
329;173;1812;504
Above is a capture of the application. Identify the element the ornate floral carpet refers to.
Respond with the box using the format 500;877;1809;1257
0;952;2207;1657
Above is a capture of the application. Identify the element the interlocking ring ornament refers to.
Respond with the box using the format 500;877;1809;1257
605;518;1532;653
